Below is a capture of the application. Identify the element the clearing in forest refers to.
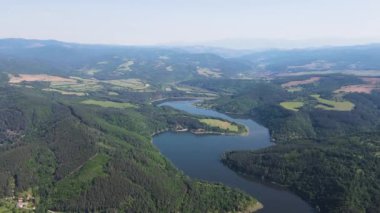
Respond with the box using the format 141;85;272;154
81;99;137;109
281;77;321;88
280;101;304;111
8;74;75;84
311;94;354;111
42;88;86;96
199;119;239;132
334;77;380;94
52;154;110;202
105;79;149;90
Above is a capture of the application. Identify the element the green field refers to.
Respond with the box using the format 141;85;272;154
280;101;304;111
81;99;137;109
43;88;87;96
105;79;149;90
311;94;355;111
199;118;239;132
286;87;303;92
108;91;119;96
50;77;103;92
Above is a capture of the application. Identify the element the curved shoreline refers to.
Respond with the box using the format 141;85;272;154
153;100;314;213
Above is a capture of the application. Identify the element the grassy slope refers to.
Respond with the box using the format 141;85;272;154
199;118;239;132
81;99;137;109
280;101;304;111
311;94;354;111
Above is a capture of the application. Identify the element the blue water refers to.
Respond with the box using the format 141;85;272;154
153;100;314;213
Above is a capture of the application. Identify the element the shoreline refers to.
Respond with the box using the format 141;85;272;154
246;201;264;213
151;128;248;140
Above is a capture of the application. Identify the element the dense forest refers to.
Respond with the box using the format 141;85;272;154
1;39;380;212
187;76;380;212
0;79;258;212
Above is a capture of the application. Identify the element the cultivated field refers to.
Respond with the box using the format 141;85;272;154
280;101;304;111
334;77;380;94
9;74;153;95
278;70;380;77
311;94;354;111
42;88;86;96
105;79;149;90
50;77;102;92
281;77;321;88
362;77;380;84
335;85;377;94
81;99;137;109
8;74;75;83
286;87;303;92
199;118;239;132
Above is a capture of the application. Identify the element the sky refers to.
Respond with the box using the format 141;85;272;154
1;0;380;48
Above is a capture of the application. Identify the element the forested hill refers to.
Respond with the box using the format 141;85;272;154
237;44;380;73
0;77;259;211
0;38;251;82
186;77;380;212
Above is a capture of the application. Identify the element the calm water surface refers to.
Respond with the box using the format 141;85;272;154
153;100;313;213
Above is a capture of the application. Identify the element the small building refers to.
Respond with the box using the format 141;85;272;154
17;197;24;208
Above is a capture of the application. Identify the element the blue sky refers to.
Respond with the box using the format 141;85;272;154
1;0;380;47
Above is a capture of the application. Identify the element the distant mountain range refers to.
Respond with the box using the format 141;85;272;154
1;38;380;79
0;38;252;82
163;37;380;50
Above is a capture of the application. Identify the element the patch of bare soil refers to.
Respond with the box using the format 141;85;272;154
8;74;75;84
335;85;376;94
335;77;380;94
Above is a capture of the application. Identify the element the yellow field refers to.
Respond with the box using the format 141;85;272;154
42;88;87;96
81;99;137;109
280;101;304;111
8;74;75;84
105;79;149;90
199;119;239;132
286;87;303;92
281;77;320;88
47;77;102;93
311;94;355;111
9;73;153;95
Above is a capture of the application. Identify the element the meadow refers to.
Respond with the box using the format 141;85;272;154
81;99;137;109
311;94;355;111
280;101;304;111
199;118;239;132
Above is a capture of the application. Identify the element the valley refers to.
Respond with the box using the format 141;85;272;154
154;100;313;213
0;39;379;212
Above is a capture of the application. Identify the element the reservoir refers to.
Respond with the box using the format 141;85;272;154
153;100;313;213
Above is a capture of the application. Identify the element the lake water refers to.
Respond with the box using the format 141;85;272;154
153;100;314;213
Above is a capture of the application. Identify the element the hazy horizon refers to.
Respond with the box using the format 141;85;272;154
2;0;380;49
